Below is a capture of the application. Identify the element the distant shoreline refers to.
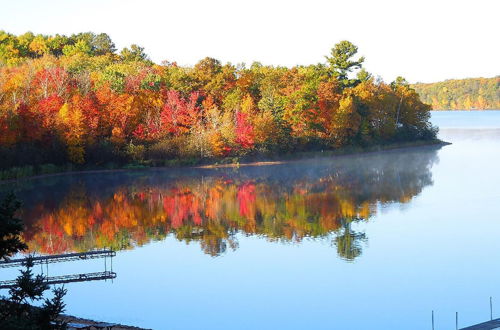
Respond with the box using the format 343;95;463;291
0;139;449;185
412;77;500;110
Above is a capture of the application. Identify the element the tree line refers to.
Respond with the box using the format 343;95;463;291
0;31;437;171
412;77;500;110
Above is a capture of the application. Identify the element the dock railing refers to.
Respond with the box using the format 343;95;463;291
0;248;116;268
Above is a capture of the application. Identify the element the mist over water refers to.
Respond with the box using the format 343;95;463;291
10;146;438;259
2;111;500;329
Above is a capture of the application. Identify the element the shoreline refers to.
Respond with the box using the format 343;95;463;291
0;139;449;185
59;314;149;330
196;139;449;169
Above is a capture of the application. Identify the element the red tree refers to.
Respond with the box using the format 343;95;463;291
235;111;254;149
160;90;201;135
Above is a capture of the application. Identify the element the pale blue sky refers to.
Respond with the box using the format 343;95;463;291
1;0;499;83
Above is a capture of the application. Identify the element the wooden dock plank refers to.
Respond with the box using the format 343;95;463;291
460;318;500;330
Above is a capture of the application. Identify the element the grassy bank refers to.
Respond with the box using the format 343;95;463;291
0;138;448;184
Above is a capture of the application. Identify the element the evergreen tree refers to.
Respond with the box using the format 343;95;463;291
326;40;365;88
0;193;67;329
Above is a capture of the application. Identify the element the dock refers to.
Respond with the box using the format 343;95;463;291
0;271;117;289
0;249;116;268
460;318;500;330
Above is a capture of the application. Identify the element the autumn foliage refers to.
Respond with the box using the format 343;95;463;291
413;77;500;110
0;31;437;170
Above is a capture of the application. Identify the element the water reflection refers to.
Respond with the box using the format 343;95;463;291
8;145;440;261
0;249;116;289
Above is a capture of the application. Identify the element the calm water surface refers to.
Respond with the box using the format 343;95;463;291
2;111;500;329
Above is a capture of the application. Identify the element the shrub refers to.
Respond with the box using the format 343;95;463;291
147;136;196;160
125;142;146;163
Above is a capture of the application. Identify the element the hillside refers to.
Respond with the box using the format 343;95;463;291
412;77;500;110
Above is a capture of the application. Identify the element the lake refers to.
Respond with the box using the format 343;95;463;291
2;110;500;329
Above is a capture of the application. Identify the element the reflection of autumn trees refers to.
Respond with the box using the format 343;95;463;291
16;146;438;260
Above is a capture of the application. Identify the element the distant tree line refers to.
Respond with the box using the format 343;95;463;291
412;77;500;110
0;31;436;171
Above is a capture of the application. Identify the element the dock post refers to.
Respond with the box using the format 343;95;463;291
104;252;107;282
491;297;493;320
456;312;458;330
432;310;435;330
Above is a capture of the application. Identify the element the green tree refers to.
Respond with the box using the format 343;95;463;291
47;34;71;57
62;39;93;57
391;76;410;89
0;258;67;329
357;68;372;82
326;40;365;88
92;33;116;55
17;32;35;57
0;192;27;261
120;44;149;62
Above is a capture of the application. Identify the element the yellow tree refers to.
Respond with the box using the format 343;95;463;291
331;93;361;146
57;102;86;163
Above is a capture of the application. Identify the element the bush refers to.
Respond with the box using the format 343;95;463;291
147;136;196;160
125;142;146;163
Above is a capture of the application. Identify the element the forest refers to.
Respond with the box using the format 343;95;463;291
412;77;500;110
0;31;437;175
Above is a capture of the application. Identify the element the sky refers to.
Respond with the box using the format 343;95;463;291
1;0;499;83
